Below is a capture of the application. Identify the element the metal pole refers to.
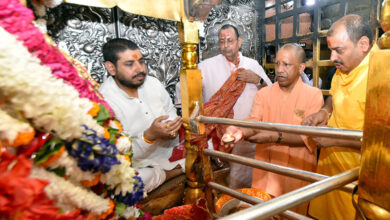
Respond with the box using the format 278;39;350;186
204;149;356;193
220;167;359;220
197;116;362;142
208;182;313;220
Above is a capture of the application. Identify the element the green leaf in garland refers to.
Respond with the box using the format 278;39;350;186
107;127;119;144
115;202;126;215
34;138;64;164
49;167;66;177
95;104;111;126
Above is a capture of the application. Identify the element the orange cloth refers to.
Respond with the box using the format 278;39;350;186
247;78;323;215
192;68;246;150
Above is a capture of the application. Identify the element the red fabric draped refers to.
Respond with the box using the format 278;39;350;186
191;68;246;151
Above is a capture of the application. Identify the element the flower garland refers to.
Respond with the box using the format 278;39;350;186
0;1;148;219
30;165;112;215
0;26;104;141
0;152;84;219
66;125;120;174
46;149;97;183
0;0;114;117
0;108;34;146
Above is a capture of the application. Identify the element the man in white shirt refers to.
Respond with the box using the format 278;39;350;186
99;38;184;192
177;24;272;189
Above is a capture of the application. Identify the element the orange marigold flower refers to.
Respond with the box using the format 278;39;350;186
122;155;131;162
5;129;35;148
99;199;115;219
103;128;110;140
110;120;123;134
40;146;66;168
81;174;101;187
88;102;100;117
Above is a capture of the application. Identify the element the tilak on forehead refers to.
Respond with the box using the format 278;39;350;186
131;53;141;61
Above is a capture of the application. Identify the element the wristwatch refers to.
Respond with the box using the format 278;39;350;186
257;77;264;86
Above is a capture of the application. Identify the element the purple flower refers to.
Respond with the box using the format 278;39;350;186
66;125;120;173
109;176;145;206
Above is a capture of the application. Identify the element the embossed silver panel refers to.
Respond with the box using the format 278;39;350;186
200;0;257;61
45;0;256;99
47;4;115;84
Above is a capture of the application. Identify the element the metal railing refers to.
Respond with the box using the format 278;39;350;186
219;167;359;220
197;116;362;142
195;116;361;219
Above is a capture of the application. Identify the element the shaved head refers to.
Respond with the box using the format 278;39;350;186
279;43;306;64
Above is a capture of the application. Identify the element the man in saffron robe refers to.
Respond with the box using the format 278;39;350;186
176;24;272;189
302;14;375;219
222;43;323;215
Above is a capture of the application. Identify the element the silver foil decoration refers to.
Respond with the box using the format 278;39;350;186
200;1;258;60
46;4;115;84
45;1;256;99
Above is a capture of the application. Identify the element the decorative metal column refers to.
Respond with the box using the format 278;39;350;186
178;17;214;212
356;1;390;218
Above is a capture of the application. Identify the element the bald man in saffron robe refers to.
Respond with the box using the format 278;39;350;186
222;43;323;215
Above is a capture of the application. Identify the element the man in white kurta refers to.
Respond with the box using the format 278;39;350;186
177;25;271;188
99;38;184;193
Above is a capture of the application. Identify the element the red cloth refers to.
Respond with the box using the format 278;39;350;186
152;198;211;220
169;126;186;162
191;68;246;151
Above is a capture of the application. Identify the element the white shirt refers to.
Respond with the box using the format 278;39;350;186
301;72;322;88
199;52;271;120
99;76;183;171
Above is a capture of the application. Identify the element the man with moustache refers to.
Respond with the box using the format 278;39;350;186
189;24;272;189
99;38;184;192
301;14;376;219
221;43;323;216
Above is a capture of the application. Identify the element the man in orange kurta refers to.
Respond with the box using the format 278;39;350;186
222;43;323;215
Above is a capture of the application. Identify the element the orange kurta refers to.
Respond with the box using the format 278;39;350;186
247;78;323;215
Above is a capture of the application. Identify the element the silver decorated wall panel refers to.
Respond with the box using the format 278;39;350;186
45;0;257;99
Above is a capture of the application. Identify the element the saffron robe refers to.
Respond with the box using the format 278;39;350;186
247;78;323;215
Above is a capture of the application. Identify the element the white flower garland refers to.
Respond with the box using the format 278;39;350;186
30;166;110;215
123;206;142;218
47;150;96;183
0;108;33;144
100;155;137;196
0;27;104;141
115;136;132;154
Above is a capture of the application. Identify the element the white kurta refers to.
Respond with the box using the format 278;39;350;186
176;52;271;189
99;76;184;192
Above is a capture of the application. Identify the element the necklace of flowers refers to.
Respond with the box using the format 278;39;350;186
0;26;104;141
0;107;35;147
0;0;114;117
30;165;114;216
